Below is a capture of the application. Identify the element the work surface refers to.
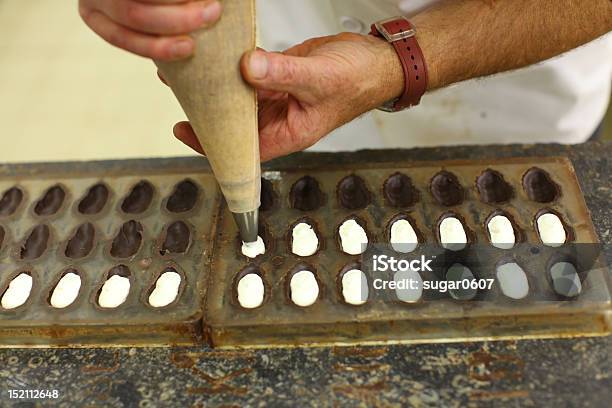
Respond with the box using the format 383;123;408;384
0;142;610;407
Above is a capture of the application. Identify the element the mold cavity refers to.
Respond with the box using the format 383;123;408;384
487;215;516;249
50;271;81;309
241;236;266;259
121;181;154;214
291;222;319;257
383;173;418;208
78;183;109;215
477;169;513;204
65;223;95;259
446;264;477;300
290;176;324;211
341;269;368;306
148;269;182;308
98;265;131;308
0;226;4;249
1;273;32;309
536;212;567;247
496;263;529;300
337;175;370;210
20;224;50;260
34;185;65;216
110;221;143;258
339;219;368;255
0;187;23;216
160;221;191;255
523;168;559;203
237;272;265;309
166;179;198;213
290;270;319;307
394;269;423;303
430;171;464;207
260;178;277;212
390;218;419;253
550;262;582;298
439;216;467;251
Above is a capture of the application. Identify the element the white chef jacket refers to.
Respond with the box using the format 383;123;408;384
256;0;612;150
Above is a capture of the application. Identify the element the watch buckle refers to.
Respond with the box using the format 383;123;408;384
375;17;416;42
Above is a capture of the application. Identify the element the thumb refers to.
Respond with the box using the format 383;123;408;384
241;50;319;103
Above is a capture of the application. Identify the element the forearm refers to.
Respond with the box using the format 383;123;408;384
409;0;612;90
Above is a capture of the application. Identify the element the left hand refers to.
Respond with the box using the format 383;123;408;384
170;32;404;162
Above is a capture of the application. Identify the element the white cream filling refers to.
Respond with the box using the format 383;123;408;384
50;272;81;309
496;263;529;300
342;269;368;306
390;219;418;253
149;271;181;308
439;217;467;251
550;262;582;298
241;236;266;258
339;219;368;255
290;270;319;307
394;270;423;303
292;222;319;257
98;275;130;308
1;273;32;309
537;213;566;247
237;273;265;309
487;215;516;249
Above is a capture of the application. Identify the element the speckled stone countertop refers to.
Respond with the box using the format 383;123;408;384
0;142;610;407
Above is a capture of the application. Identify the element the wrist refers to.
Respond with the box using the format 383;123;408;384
364;35;405;109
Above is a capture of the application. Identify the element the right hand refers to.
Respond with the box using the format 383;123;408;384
78;0;222;61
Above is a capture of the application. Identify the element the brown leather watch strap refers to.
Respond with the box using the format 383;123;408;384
369;17;428;111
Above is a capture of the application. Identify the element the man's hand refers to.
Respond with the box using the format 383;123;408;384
79;0;222;60
172;33;404;161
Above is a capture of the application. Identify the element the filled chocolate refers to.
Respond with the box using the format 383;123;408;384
34;185;65;216
121;181;154;214
110;220;143;258
383;173;419;208
166;179;198;213
78;183;109;215
160;221;191;255
522;168;559;203
430;171;465;206
65;223;95;259
337;175;370;210
476;169;514;204
21;224;50;260
0;187;23;216
290;176;324;211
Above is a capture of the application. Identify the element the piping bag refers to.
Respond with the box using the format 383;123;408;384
155;0;260;243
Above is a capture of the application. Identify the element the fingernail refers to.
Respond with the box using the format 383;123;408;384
249;52;268;79
171;39;193;59
202;1;222;24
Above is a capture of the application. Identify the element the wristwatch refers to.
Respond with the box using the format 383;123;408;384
369;17;428;112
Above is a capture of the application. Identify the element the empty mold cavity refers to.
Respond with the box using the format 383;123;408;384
260;178;277;211
383;172;419;208
394;269;423;303
291;221;319;257
496;262;529;300
0;226;4;250
430;171;464;207
338;218;368;255
438;215;468;251
290;269;319;307
446;264;477;300
121;180;154;214
110;221;143;258
34;185;65;216
241;236;266;259
160;221;191;255
1;273;32;309
20;224;50;260
98;265;131;308
290;176;324;211
476;169;514;204
341;268;368;306
0;187;23;216
536;212;567;247
550;262;582;298
49;270;81;309
523;168;559;203
337;175;370;210
390;217;419;253
487;214;516;250
78;183;109;215
166;179;198;213
236;267;265;309
148;269;182;308
65;223;95;259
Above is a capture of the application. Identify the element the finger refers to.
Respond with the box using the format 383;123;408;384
85;0;221;35
173;122;206;155
81;10;195;60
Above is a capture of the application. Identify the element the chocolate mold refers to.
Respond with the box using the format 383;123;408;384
110;220;143;258
0;187;23;217
290;176;324;211
430;171;465;206
78;183;109;215
337;175;370;210
166;179;199;213
20;224;50;260
65;223;96;259
121;181;154;214
477;169;514;204
523;167;560;203
260;178;277;212
383;172;419;208
160;221;191;256
34;185;65;216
